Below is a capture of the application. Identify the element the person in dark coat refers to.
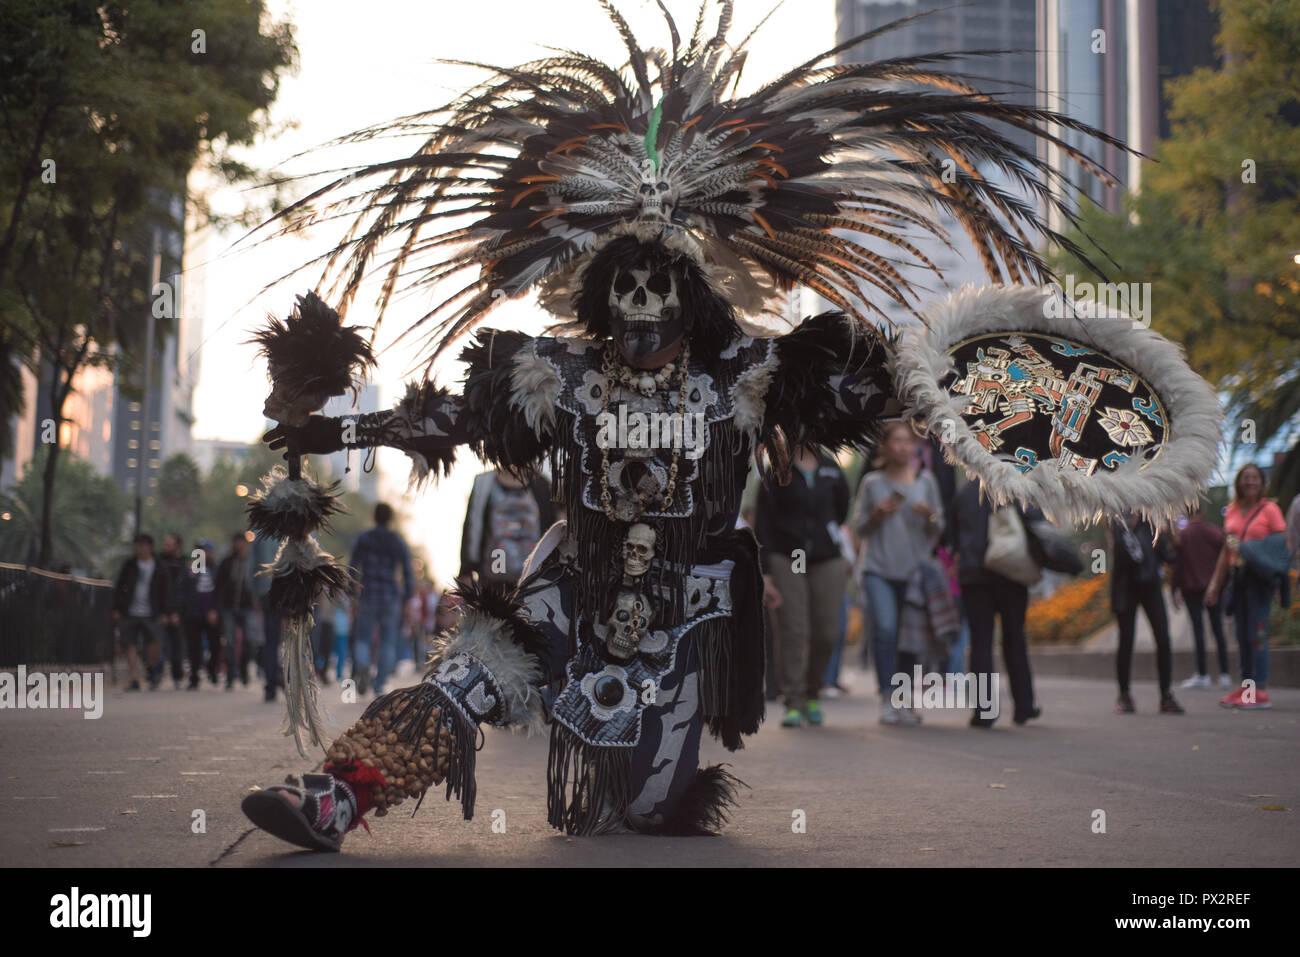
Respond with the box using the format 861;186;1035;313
214;532;259;690
459;469;555;584
112;534;169;691
948;479;1041;728
182;539;221;688
153;532;188;689
1171;505;1230;689
1109;512;1182;714
756;445;851;728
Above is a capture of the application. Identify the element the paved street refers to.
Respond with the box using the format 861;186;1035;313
3;664;1297;867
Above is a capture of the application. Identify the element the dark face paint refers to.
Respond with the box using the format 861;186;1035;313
607;262;685;365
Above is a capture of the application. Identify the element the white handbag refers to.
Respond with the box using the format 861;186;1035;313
984;507;1042;586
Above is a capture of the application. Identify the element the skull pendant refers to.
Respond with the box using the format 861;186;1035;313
622;523;655;579
606;589;652;661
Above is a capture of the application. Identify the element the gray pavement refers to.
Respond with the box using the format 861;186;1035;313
2;663;1297;867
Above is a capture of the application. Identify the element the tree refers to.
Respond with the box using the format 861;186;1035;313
0;445;128;573
0;0;298;568
1052;0;1300;497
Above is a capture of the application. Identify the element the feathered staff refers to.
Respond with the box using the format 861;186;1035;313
248;291;375;757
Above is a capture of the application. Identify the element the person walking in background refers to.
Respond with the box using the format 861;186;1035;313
251;530;283;702
1286;490;1300;576
936;543;969;675
350;503;415;696
1172;504;1231;690
1110;512;1183;715
1207;463;1286;710
111;533;168;691
154;532;188;690
406;580;439;667
459;468;554;584
182;539;221;689
433;586;461;638
215;532;259;691
948;480;1041;728
755;445;850;728
851;421;944;726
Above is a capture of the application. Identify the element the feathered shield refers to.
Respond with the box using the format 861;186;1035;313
894;285;1224;525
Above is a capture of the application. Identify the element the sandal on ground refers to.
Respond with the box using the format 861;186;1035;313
241;772;356;852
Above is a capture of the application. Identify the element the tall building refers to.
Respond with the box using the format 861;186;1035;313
1036;0;1218;228
833;0;1039;327
831;0;1219;310
838;0;1039;151
111;190;201;508
191;437;257;473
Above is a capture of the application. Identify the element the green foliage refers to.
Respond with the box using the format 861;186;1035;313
0;446;128;573
1051;0;1300;500
0;0;297;565
137;446;383;567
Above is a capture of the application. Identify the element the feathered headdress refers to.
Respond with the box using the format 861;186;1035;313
260;1;1129;363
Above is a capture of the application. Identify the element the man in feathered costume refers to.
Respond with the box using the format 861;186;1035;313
240;3;1221;850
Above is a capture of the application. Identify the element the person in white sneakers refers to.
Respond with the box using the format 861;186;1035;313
1206;464;1285;710
851;422;945;727
1171;504;1231;690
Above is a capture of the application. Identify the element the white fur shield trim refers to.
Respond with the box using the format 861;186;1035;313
893;284;1224;525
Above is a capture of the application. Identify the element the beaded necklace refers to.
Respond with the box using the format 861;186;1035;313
598;339;690;521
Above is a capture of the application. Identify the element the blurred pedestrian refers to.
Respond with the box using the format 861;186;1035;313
182;539;220;689
215;532;258;691
406;580;439;667
459;468;554;584
350;503;415;696
1172;504;1230;690
949;480;1041;728
251;530;282;702
851;422;944;726
755;445;851;729
1110;512;1182;715
1207;463;1286;709
434;587;462;637
154;532;188;690
111;533;167;691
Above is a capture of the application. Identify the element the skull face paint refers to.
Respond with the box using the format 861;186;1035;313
608;261;684;365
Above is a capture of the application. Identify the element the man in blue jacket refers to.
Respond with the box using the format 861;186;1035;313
350;503;414;696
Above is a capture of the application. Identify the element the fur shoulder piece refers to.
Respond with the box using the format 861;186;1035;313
458;329;554;474
761;313;900;473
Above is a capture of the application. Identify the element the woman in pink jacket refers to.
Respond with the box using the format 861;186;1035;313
1206;464;1286;709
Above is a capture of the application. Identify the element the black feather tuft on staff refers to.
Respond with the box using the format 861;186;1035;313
246;466;343;541
250;291;375;399
266;556;354;620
